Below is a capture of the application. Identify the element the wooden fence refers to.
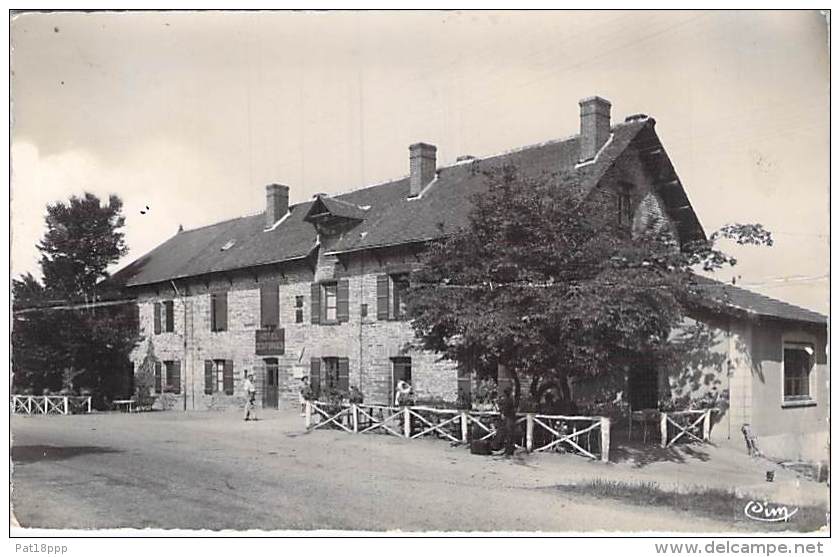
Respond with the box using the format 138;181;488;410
659;409;713;448
11;394;92;416
305;401;610;462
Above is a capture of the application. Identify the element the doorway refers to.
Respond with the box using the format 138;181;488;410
627;366;659;410
391;357;411;404
263;358;279;409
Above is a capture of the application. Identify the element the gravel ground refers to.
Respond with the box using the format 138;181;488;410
10;409;828;533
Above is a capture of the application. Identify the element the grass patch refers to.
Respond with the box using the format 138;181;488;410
553;479;827;533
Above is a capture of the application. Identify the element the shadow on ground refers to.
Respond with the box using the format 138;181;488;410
609;441;712;468
11;445;122;464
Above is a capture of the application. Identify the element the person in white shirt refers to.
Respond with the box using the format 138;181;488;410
394;380;412;406
243;371;258;421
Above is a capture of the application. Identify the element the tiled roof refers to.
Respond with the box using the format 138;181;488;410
691;276;826;325
111;118;696;288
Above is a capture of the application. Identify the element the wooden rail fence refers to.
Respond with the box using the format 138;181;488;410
305;401;610;462
659;409;713;448
11;395;92;416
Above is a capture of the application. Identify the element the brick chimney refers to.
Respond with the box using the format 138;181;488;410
409;142;437;197
265;183;290;228
579;96;612;162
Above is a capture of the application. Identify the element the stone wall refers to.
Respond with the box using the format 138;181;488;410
130;247;458;411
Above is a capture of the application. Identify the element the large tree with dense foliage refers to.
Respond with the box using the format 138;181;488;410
37;192;127;299
12;193;138;406
406;164;770;408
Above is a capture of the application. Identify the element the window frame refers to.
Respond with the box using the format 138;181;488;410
617;183;634;227
391;273;411;321
323;282;338;323
295;295;304;324
781;340;817;407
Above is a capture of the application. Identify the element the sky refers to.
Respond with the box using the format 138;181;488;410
10;10;829;313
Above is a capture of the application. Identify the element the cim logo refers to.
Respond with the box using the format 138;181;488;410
744;500;799;523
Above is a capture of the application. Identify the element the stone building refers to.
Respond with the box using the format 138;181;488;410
112;96;827;461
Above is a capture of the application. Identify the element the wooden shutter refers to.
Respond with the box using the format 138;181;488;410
170;361;181;394
310;358;321;399
310;283;321;324
154;361;162;393
337;279;350;323
165;301;175;332
223;360;234;395
376;275;390;320
217;293;228;331
153;302;161;334
260;283;279;329
337;357;350;392
204;360;214;395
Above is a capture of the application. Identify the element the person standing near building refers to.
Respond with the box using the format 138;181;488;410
395;380;412;406
299;376;311;416
498;387;517;456
243;371;258;421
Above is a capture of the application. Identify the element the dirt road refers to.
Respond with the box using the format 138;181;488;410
9;410;804;533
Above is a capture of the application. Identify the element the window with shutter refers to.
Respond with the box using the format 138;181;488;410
204;360;214;394
260;283;279;329
166;360;181;394
223;360;234;395
154;361;162;394
211;292;228;331
376;275;390;320
153;302;161;334
391;274;410;320
164;300;175;332
310;358;321;399
337;357;350;392
337;279;350;323
310;283;321;324
323;283;338;322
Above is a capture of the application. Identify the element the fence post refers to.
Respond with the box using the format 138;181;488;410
63;396;69;415
27;396;32;414
702;409;711;442
87;397;92;413
305;401;312;428
352;404;358;433
403;407;411;438
43;396;48;415
600;417;610;462
526;413;534;452
460;411;468;443
660;412;668;448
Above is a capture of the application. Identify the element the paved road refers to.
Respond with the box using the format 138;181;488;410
11;410;746;532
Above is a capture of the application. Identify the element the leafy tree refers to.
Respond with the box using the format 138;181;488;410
12;192;139;407
38;192;127;299
406;164;771;409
